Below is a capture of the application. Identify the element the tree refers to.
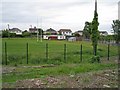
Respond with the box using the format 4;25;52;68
22;30;31;37
74;33;80;37
2;30;9;38
91;1;99;56
112;20;120;44
83;21;92;39
38;28;43;36
10;33;16;37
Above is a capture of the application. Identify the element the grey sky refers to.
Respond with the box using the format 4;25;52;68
1;0;119;34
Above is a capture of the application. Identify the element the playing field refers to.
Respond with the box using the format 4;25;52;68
2;38;118;65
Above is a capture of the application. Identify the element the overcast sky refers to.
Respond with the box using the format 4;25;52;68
0;0;120;34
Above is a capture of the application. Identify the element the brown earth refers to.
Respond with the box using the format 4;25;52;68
2;69;118;88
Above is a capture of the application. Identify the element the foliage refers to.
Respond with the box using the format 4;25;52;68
91;8;99;56
112;20;120;44
10;33;16;37
2;30;17;37
74;33;80;37
2;63;117;83
90;55;100;63
83;21;92;39
2;30;10;37
38;28;44;36
22;30;31;37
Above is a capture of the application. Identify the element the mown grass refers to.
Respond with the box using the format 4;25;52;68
2;62;117;83
2;38;118;65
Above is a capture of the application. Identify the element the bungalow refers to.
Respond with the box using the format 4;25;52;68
58;29;72;36
99;31;108;36
29;27;38;34
44;28;57;35
74;30;108;36
9;28;22;35
74;30;83;36
43;28;65;40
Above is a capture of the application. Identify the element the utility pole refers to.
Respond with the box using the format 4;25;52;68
40;18;43;42
37;17;39;42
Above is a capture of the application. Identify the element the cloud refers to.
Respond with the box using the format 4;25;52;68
1;0;120;34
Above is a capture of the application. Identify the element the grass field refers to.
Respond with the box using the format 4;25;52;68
2;38;118;65
2;38;118;87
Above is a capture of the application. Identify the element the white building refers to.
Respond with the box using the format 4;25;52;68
58;29;72;36
9;28;22;35
99;31;108;36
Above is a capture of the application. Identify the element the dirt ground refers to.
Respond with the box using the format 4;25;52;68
2;56;119;88
2;69;118;88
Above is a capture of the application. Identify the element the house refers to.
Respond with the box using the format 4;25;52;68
43;28;66;40
29;27;38;34
44;28;57;35
99;31;108;36
58;29;72;36
9;28;22;35
74;30;83;36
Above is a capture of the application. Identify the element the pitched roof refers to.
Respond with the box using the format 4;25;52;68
29;27;37;31
9;28;22;32
59;29;72;32
75;30;83;33
99;31;108;33
46;28;56;32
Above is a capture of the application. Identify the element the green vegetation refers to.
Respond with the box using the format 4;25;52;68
83;21;92;39
112;19;120;44
2;38;118;84
91;1;99;56
2;38;118;65
2;63;117;83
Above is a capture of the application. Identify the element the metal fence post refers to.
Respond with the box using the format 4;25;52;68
26;43;28;64
5;42;7;65
64;44;66;61
80;44;82;62
46;43;48;60
107;44;110;60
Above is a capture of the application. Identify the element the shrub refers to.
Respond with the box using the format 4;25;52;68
14;63;18;67
98;48;103;51
90;55;100;63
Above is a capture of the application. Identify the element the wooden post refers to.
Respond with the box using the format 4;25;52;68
80;44;82;62
5;42;7;65
64;44;66;61
107;44;110;60
46;43;48;60
26;43;28;64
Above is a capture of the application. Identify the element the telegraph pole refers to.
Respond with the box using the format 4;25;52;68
40;18;43;42
37;17;39;42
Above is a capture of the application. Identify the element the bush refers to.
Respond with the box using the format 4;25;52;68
90;55;100;63
10;33;16;37
22;32;31;37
